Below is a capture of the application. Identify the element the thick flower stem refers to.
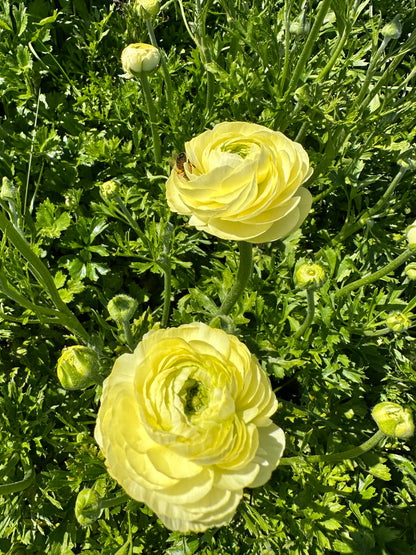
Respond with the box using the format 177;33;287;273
216;242;253;317
121;320;136;352
286;0;332;93
145;17;175;121
335;248;415;300
100;492;131;510
138;74;162;164
160;223;174;328
279;430;385;466
333;166;408;246
293;289;315;339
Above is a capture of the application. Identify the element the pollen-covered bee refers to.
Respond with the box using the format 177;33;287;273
172;152;194;181
175;152;187;176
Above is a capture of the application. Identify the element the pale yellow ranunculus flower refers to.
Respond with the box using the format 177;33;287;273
166;122;313;243
94;322;285;532
121;43;160;78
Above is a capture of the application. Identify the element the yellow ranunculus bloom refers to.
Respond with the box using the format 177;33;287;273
166;122;312;243
94;322;285;532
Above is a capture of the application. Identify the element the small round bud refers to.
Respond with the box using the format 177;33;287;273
372;402;414;439
75;489;103;525
381;16;402;40
1;177;17;201
121;43;160;79
57;346;99;390
289;14;310;36
107;294;138;323
64;188;81;209
405;263;416;280
406;221;416;249
99;180;119;199
386;311;412;333
295;263;326;290
134;0;160;18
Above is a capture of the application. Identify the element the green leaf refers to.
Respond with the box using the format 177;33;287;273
36;199;71;239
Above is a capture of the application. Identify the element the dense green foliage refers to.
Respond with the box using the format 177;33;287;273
0;0;416;553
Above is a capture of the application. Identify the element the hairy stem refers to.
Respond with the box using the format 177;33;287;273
336;248;415;300
216;242;253;317
280;430;385;466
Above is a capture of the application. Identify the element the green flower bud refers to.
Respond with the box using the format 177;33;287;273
57;346;99;390
107;294;138;323
121;43;160;79
289;14;310;36
405;263;416;280
381;16;402;40
1;177;17;201
64;188;81;209
386;311;412;332
134;0;160;18
75;489;103;526
295;263;326;290
406;221;416;249
99;180;119;199
372;402;414;439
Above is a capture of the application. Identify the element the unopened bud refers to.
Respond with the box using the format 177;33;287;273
289;14;310;35
381;16;402;40
121;43;160;79
406;221;416;249
405;263;416;280
386;312;412;332
1;177;17;201
295;263;326;290
372;402;414;439
107;294;138;322
99;180;118;199
134;0;160;18
57;346;99;390
75;489;103;525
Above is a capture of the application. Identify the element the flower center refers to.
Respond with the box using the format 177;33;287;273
179;377;207;416
220;141;251;158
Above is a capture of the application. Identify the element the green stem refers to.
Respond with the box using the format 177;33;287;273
113;194;149;247
100;492;130;510
280;430;385;466
293;288;315;339
279;0;292;94
0;211;90;343
161;260;172;328
349;38;388;114
287;0;332;93
334;165;408;245
121;320;136;352
138;74;162;164
216;242;253;317
317;25;350;81
145;17;175;121
0;459;35;495
195;0;214;114
160;222;173;328
335;248;415;300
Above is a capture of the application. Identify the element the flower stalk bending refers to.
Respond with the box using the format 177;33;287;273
280;430;385;466
216;242;253;317
293;288;315;339
335;248;415;300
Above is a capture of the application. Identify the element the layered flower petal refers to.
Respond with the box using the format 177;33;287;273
166;122;312;242
94;322;285;532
